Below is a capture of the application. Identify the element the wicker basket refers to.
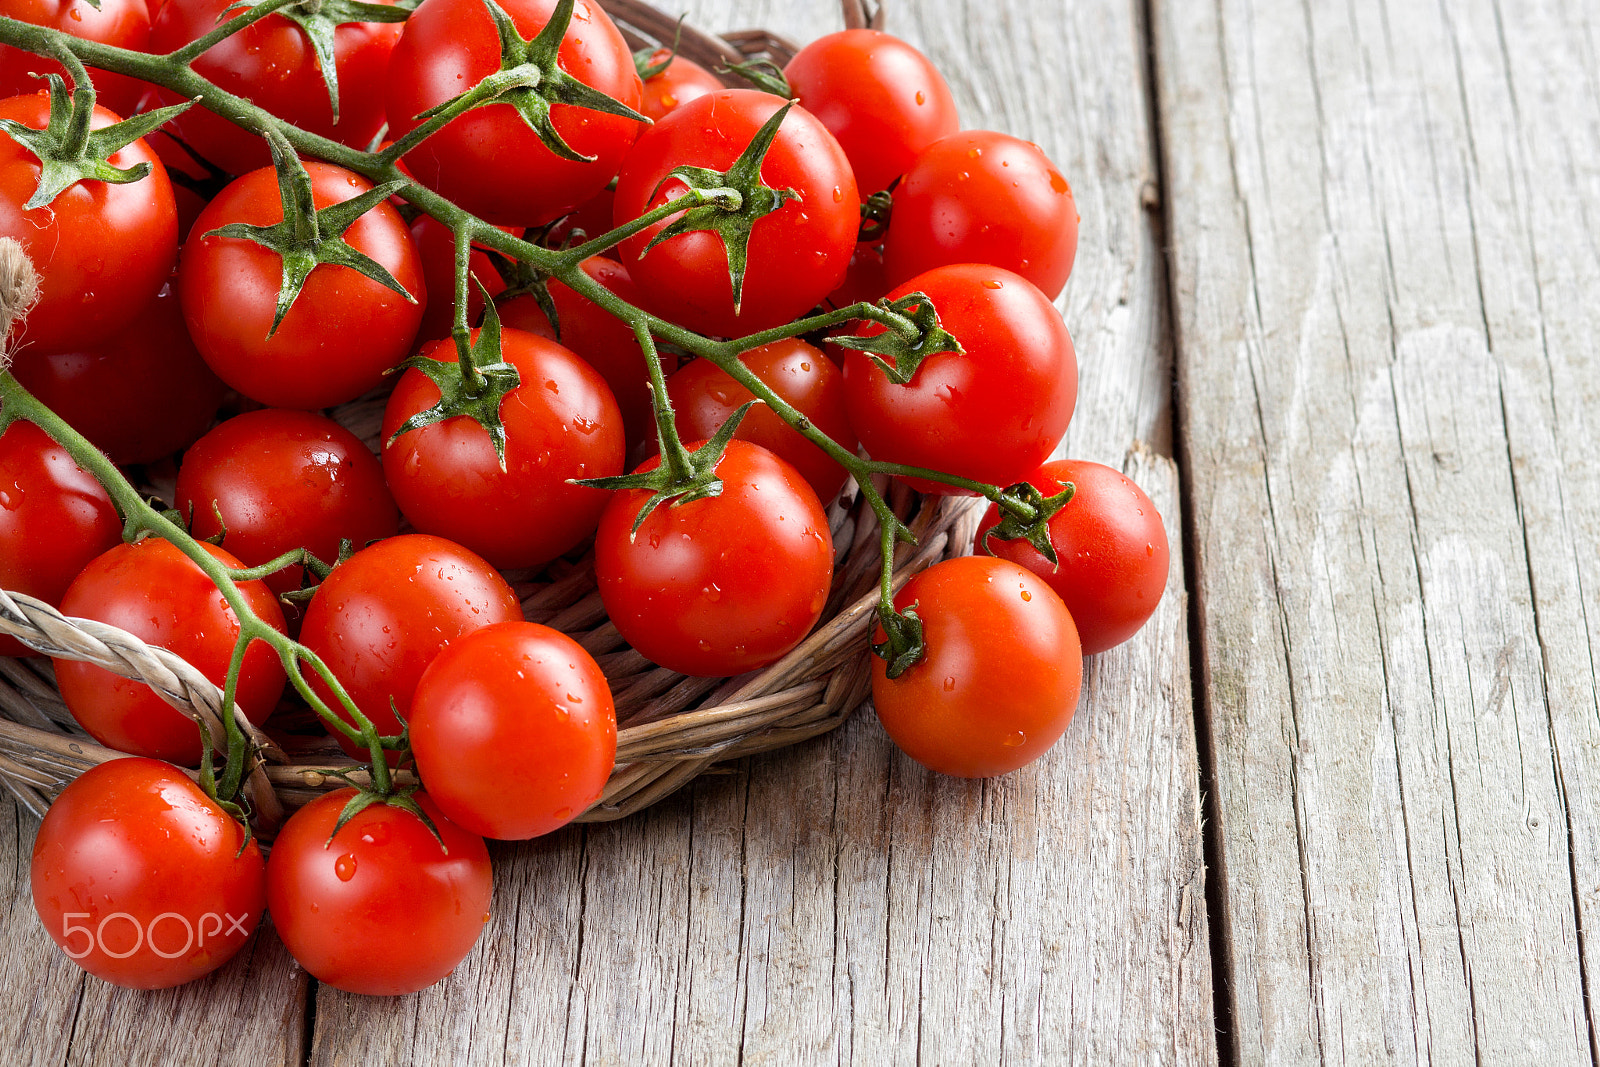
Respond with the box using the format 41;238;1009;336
0;0;983;835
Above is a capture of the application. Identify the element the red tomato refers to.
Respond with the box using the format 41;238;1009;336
31;757;266;989
410;214;514;347
175;409;399;596
54;539;288;765
638;49;723;122
150;0;403;176
0;419;121;658
178;161;425;410
595;439;833;677
614;89;859;339
976;459;1169;654
410;621;616;840
497;255;668;449
266;788;492;995
872;556;1081;777
842;264;1076;494
883;130;1080;300
545;184;616;250
0;0;151;116
0;91;176;353
386;0;643;226
298;534;522;762
382;327;625;570
784;29;959;196
666;338;857;504
8;280;226;466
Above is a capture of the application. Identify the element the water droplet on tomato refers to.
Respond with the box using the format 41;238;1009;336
1020;590;1032;602
833;186;844;203
68;6;81;19
334;854;357;881
545;379;559;392
566;692;583;704
942;676;956;691
554;705;570;721
956;171;969;181
1146;543;1156;556
1003;731;1026;748
703;583;722;602
1049;170;1070;195
982;279;1002;290
967;147;982;159
915;90;926;105
0;484;19;510
554;806;574;821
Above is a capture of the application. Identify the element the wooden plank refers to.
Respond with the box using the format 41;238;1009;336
312;0;1212;1062
1152;0;1597;1060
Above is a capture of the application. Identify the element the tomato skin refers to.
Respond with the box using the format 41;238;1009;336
976;459;1169;654
178;161;425;410
54;539;288;766
614;89;859;339
638;49;723;122
410;621;616;840
883;130;1080;300
32;757;266;989
872;556;1082;778
386;0;644;226
8;281;226;466
382;327;624;570
175;409;400;596
783;29;959;196
266;788;492;996
842;264;1076;494
0;92;176;353
0;420;122;658
0;0;151;117
150;0;403;176
666;339;857;504
595;440;833;677
298;534;522;762
497;256;669;449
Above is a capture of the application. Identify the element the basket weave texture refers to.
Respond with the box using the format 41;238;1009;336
0;0;981;833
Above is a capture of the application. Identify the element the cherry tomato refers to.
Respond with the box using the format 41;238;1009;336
0;91;176;353
175;409;399;596
0;0;152;117
595;439;833;677
872;556;1081;778
496;255;669;449
54;539;288;766
32;757;266;989
178;161;425;410
638;49;723;122
150;0;404;176
8;280;226;466
386;0;644;226
666;338;857;504
382;326;624;570
410;621;616;840
883;130;1079;300
410;214;514;347
298;534;521;762
784;29;958;196
614;89;859;339
266;788;492;996
0;419;121;658
976;459;1169;654
842;264;1076;494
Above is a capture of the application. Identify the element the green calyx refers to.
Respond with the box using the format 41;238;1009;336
640;100;800;314
203;127;415;335
329;785;447;851
386;280;522;469
718;58;790;98
275;0;413;125
0;73;192;209
480;245;561;338
576;400;757;536
829;290;964;385
981;480;1075;564
417;0;648;163
873;600;925;680
632;16;684;80
857;188;893;241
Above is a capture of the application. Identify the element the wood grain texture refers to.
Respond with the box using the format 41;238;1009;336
1153;0;1600;1061
311;0;1211;1063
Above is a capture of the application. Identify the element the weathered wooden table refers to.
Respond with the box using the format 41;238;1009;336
6;0;1597;1061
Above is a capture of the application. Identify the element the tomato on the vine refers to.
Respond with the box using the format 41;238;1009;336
0;0;152;117
0;419;122;658
976;459;1169;654
410;620;616;840
54;538;288;766
178;161;425;410
32;757;266;989
595;439;834;677
638;49;723;122
841;263;1076;494
266;788;492;996
872;556;1082;778
298;533;522;762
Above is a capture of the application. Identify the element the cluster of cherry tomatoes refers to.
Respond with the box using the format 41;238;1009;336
0;0;1170;997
